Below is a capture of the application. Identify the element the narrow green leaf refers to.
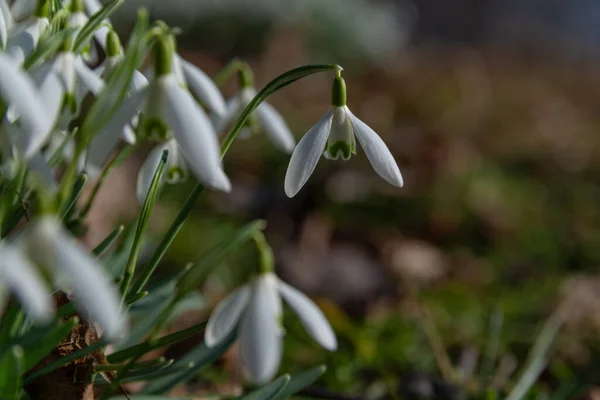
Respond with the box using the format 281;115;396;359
95;358;171;373
62;173;87;219
273;365;327;399
74;0;124;52
21;318;78;371
23;27;76;70
175;220;266;296
48;129;76;168
140;330;236;394
93;225;125;256
107;321;207;364
505;311;563;400
120;149;168;300
0;346;24;400
24;341;106;384
110;396;197;400
238;375;290;400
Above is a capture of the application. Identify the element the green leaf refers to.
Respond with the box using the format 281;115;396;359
62;173;87;219
0;346;24;400
74;0;124;53
23;27;76;70
175;220;266;296
139;330;236;394
21;318;78;371
78;8;149;150
238;375;290;400
93;225;125;256
120;149;167;299
110;396;199;400
107;321;207;364
273;365;327;399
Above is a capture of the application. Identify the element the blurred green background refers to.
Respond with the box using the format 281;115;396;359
98;0;600;398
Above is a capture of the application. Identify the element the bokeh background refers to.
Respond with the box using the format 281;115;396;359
89;0;600;398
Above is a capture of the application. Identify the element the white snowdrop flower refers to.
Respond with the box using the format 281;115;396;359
284;73;403;197
175;54;226;118
24;216;126;340
82;0;117;53
136;139;189;203
124;36;230;193
0;0;14;31
215;70;295;153
205;272;337;384
68;0;88;35
5;0;49;64
0;241;54;323
0;52;52;159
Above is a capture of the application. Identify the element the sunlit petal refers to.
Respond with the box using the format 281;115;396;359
162;76;230;192
0;5;7;49
284;110;333;197
255;101;295;153
34;217;126;340
239;274;283;384
0;0;13;29
179;56;226;117
74;56;105;96
348;109;403;187
205;285;250;347
0;53;52;159
0;242;54;323
10;0;34;21
277;278;337;351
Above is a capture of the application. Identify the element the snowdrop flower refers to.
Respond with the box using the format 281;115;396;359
0;52;53;159
205;272;337;384
0;0;10;49
83;0;118;53
24;216;126;340
214;69;295;153
68;0;88;36
10;0;36;22
284;72;403;197
144;36;226;119
0;241;54;323
5;0;49;64
112;36;230;193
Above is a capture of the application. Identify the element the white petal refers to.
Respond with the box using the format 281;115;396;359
0;5;7;50
33;66;64;127
348;109;403;187
87;87;147;169
136;142;168;204
161;76;230;192
171;53;186;87
0;53;52;159
212;94;241;133
284;111;333;197
179;56;226;117
37;218;126;340
0;242;54;323
0;0;13;29
121;125;136;144
74;56;105;96
239;275;283;384
205;285;250;347
131;69;149;91
83;0;102;14
255;101;295;153
277;279;337;351
10;0;35;21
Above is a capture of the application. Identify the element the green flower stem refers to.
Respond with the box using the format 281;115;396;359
119;150;168;302
213;58;244;88
253;231;274;274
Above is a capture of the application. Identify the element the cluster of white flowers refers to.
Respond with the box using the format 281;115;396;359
0;0;404;385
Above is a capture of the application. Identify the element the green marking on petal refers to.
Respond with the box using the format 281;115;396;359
143;118;169;140
166;166;185;183
327;140;352;160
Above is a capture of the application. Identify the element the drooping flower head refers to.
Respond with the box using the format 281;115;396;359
285;70;404;197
